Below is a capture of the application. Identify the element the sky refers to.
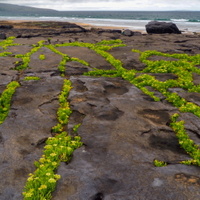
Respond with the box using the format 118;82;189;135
1;0;200;11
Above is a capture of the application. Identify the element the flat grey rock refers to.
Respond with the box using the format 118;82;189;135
0;31;199;200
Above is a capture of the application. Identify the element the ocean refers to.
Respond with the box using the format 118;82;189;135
0;11;200;33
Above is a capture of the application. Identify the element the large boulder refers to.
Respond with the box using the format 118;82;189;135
146;21;181;34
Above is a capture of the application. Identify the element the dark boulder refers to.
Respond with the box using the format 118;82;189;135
0;25;13;29
0;33;6;39
145;21;181;34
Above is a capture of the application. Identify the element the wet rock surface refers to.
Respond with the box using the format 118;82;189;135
0;21;86;38
0;22;200;199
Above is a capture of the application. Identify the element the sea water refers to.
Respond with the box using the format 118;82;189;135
0;11;200;33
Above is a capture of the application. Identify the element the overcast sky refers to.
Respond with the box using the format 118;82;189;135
1;0;200;11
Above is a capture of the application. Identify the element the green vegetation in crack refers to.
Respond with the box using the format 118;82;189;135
170;113;200;166
0;37;21;56
83;45;200;167
130;50;200;166
43;44;90;76
39;54;46;60
0;81;20;124
0;36;20;50
131;50;200;117
51;79;73;133
23;76;41;81
0;37;200;198
153;159;167;167
22;79;82;200
14;41;45;70
0;51;12;57
54;39;126;76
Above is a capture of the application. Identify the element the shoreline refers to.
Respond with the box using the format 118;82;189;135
1;18;200;35
0;19;147;34
75;22;147;34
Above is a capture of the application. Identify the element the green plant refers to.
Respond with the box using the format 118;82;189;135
23;79;82;200
0;52;12;56
0;36;20;50
153;159;167;167
1;37;199;197
45;45;90;76
14;41;44;70
0;81;20;124
23;76;41;81
23;131;82;200
82;47;200;168
39;54;46;60
51;79;73;132
170;113;200;166
72;123;81;133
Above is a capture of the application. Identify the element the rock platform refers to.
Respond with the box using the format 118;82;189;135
0;21;200;200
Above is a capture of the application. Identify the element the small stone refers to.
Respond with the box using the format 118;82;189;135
152;178;164;187
122;29;133;36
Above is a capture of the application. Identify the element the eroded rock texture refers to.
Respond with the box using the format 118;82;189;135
53;77;200;200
